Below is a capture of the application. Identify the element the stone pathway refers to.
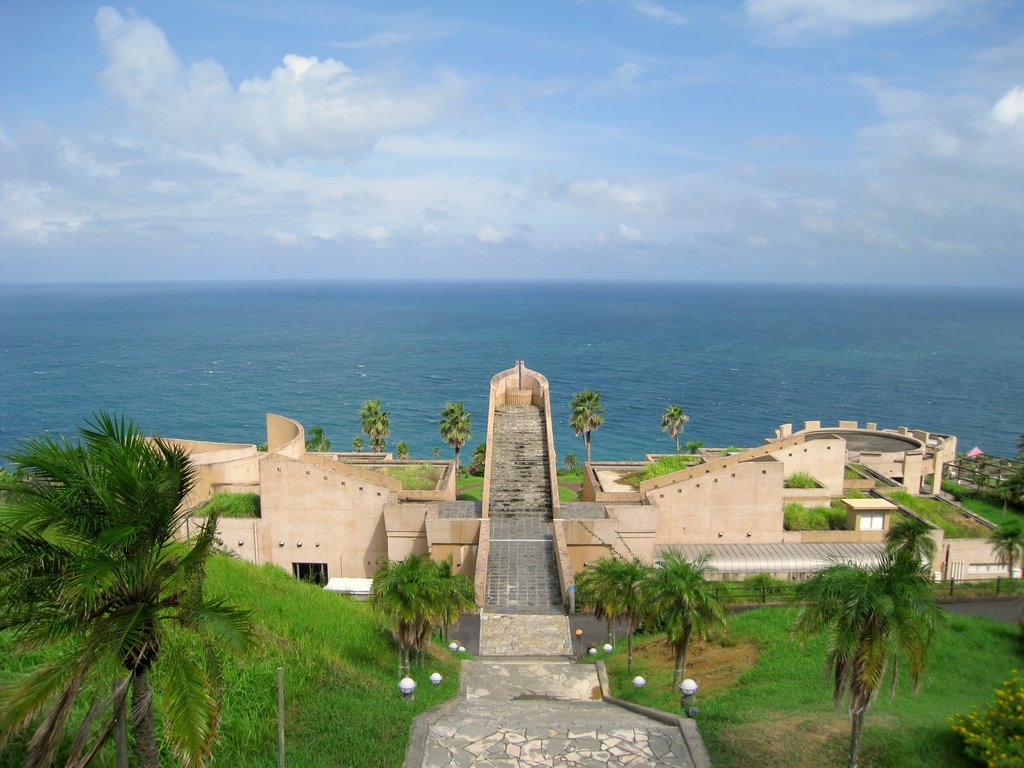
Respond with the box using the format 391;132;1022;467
419;661;693;767
479;613;572;657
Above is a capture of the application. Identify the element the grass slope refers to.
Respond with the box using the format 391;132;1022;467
599;607;1021;767
1;555;460;768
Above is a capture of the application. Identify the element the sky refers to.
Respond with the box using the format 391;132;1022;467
1;1;1022;285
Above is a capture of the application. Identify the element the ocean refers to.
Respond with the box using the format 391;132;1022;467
1;281;1021;463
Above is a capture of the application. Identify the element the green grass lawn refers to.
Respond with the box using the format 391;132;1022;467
595;607;1020;768
959;496;1023;527
0;555;461;768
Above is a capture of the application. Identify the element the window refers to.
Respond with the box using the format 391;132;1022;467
968;563;1005;574
861;513;884;531
292;562;328;585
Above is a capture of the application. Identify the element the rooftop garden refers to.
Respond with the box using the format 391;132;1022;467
617;454;704;487
782;500;847;530
193;491;261;518
783;471;820;489
885;491;991;538
372;463;444;490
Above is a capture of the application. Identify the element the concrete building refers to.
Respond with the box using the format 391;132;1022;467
176;362;1010;608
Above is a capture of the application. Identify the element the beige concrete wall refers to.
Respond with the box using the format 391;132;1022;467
258;454;395;579
163;438;261;509
770;437;846;497
944;538;1011;581
383;502;429;561
201;516;261;563
649;459;785;545
426;516;480;577
267;413;305;458
473;518;491;606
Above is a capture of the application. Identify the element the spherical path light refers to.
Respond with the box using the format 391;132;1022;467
429;672;443;686
398;677;417;700
632;676;646;688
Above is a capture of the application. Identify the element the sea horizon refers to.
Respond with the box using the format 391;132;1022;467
2;280;1022;463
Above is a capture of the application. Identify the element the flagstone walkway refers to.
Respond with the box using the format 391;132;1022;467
416;660;694;767
479;613;572;656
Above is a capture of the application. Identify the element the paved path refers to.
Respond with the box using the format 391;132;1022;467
480;613;572;657
419;661;693;768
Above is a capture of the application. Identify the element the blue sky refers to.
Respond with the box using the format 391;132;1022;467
1;1;1022;285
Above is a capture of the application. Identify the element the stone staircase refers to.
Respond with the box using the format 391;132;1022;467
484;404;562;617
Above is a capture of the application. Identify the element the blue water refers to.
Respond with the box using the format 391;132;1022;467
1;281;1021;463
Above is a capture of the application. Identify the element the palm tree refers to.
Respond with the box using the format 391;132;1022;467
563;452;580;472
0;414;253;768
660;405;689;453
988;524;1024;579
352;435;364;452
647;549;726;687
794;551;945;768
359;400;390;453
305;424;331;452
575;556;650;672
885;516;937;568
471;443;487;475
439;401;472;472
684;440;704;455
569;389;605;465
372;554;438;677
371;554;473;676
396;441;410;460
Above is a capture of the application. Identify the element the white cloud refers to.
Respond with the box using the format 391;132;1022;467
567;178;668;215
992;86;1024;125
476;224;508;244
332;28;447;50
747;0;966;38
613;62;644;88
631;1;687;26
94;7;467;161
618;222;642;241
364;225;392;242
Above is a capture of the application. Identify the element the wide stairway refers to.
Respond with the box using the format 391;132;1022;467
484;404;562;616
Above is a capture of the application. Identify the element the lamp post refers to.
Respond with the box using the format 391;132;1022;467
429;672;443;686
632;676;646;689
448;641;459;651
602;643;613;653
679;678;699;717
398;677;417;701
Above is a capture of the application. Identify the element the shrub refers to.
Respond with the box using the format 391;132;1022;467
619;455;703;487
783;471;819;489
783;502;846;531
950;671;1024;768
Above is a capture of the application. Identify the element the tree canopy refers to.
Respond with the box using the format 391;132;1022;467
660;405;689;453
439;402;472;471
569;389;605;465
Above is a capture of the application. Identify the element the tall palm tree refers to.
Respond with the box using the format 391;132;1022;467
647;549;725;687
439;401;472;472
885;516;937;568
305;424;331;452
569;389;605;465
396;441;410;460
660;405;689;453
359;400;390;453
794;551;945;768
352;435;364;452
0;414;253;768
575;556;650;672
471;443;487;475
563;452;579;472
988;524;1024;579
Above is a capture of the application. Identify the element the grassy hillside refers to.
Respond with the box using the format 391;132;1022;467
1;555;461;768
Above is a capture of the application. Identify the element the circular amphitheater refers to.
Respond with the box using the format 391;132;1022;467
804;429;923;453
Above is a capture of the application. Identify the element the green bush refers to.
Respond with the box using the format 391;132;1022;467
783;471;819;489
783;501;846;530
950;671;1024;767
619;455;703;487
